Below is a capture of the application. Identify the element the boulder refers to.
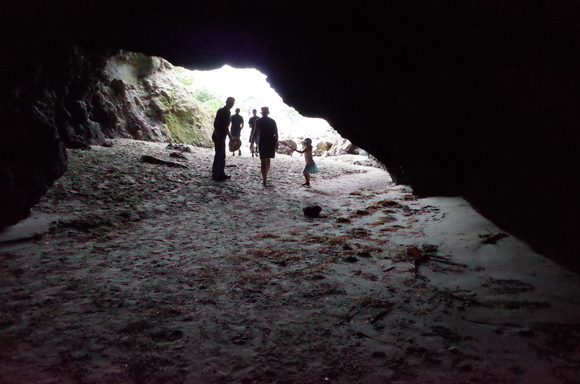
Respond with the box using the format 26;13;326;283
278;140;297;155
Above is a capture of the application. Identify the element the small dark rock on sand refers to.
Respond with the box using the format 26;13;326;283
303;205;322;218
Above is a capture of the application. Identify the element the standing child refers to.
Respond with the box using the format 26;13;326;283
294;138;318;186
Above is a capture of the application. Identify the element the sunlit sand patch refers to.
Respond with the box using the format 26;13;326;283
304;189;331;196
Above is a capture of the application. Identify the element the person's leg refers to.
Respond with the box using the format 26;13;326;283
213;140;227;179
261;158;270;184
212;139;220;178
302;170;310;186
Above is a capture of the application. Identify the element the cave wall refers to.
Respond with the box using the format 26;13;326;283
1;0;579;270
0;43;213;226
99;51;214;147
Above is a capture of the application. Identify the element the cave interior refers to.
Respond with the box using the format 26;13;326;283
1;0;580;271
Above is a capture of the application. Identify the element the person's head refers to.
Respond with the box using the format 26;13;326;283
225;97;235;109
235;108;240;114
261;107;270;116
252;109;257;116
303;138;312;146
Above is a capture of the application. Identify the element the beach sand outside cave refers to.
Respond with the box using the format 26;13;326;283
1;139;579;383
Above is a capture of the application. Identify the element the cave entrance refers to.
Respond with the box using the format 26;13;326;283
177;64;358;155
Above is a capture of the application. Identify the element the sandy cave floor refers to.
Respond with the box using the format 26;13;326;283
1;138;580;384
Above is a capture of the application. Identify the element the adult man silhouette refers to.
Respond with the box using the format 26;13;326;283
248;109;260;157
212;97;234;181
230;108;244;156
250;107;278;185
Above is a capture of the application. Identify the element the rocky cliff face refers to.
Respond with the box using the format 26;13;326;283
52;48;213;148
0;45;213;227
99;51;213;147
1;0;580;270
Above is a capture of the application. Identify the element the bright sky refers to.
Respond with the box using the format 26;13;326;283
190;65;287;109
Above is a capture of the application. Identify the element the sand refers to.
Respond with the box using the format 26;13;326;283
0;138;579;384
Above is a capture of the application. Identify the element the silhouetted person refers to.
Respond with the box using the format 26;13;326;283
248;109;260;157
212;97;234;181
230;108;244;156
250;107;278;185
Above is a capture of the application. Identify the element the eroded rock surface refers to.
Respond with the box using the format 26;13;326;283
0;46;213;226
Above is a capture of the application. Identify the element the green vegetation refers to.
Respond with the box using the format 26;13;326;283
134;66;221;147
174;67;223;108
200;99;222;114
173;66;195;87
192;87;223;108
123;61;225;146
157;88;214;147
286;107;299;119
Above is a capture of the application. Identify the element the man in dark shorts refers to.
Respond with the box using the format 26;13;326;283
230;108;244;156
212;97;234;181
250;107;278;185
248;109;259;157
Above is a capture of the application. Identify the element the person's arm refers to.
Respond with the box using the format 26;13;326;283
214;108;231;138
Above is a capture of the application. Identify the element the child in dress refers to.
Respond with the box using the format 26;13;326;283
294;138;318;186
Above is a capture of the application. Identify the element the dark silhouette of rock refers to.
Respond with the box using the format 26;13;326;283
0;113;67;227
303;205;322;218
141;155;188;168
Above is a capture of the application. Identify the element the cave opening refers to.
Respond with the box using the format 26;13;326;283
173;63;363;157
2;1;580;381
